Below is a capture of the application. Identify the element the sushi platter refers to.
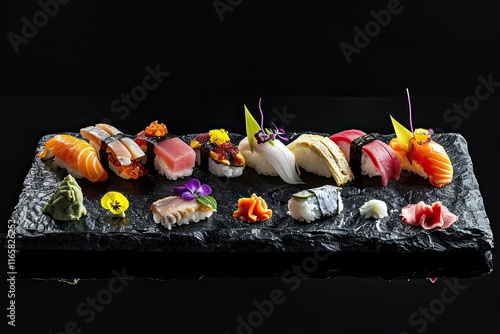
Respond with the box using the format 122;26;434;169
10;123;494;279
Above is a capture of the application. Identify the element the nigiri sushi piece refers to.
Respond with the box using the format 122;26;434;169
190;128;246;178
151;196;215;229
80;124;148;179
95;123;146;161
151;178;217;229
287;133;354;187
287;185;343;223
37;134;108;182
329;129;401;186
238;99;304;185
134;120;172;166
389;89;453;188
154;137;196;180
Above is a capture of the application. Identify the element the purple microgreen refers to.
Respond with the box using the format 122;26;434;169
258;97;265;130
406;88;414;134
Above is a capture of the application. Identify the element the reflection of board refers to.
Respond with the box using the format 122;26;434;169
12;132;494;258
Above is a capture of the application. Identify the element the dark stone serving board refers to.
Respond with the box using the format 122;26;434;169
9;132;494;280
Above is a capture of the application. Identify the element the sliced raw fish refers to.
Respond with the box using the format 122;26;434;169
154;137;196;179
330;129;401;186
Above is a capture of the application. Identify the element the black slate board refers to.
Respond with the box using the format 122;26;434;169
10;131;494;279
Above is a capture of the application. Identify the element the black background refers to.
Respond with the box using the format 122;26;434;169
2;1;500;333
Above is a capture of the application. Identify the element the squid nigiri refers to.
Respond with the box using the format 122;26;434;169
389;89;453;188
38;134;108;182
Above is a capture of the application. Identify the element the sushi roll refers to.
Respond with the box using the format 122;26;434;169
37;134;108;182
287;185;343;223
189;128;246;178
330;129;401;187
286;133;354;186
80;123;148;179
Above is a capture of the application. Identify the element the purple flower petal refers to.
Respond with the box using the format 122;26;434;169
173;185;189;197
185;178;201;193
198;184;212;196
181;192;196;201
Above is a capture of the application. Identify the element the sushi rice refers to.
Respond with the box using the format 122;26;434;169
154;155;193;180
153;210;213;230
287;185;343;223
208;159;244;178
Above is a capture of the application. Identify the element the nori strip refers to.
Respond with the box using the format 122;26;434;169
350;133;376;175
308;185;341;217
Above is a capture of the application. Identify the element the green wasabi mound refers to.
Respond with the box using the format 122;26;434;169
42;174;87;221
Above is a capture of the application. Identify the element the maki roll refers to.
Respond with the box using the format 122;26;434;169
190;128;246;178
287;185;343;223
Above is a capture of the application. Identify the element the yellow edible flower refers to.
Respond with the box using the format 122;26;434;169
101;191;129;217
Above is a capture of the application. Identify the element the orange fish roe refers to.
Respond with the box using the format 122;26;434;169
109;155;148;179
233;193;272;223
144;120;168;137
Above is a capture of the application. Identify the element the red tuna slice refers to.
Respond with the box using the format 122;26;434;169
400;201;459;230
154;137;196;174
330;129;401;186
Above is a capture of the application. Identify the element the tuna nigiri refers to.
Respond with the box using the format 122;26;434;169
330;129;401;187
389;89;453;188
38;134;108;182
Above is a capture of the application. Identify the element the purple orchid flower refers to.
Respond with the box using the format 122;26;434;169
173;178;212;200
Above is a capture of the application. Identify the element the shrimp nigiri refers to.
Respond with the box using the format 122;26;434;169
38;134;108;182
389;89;453;188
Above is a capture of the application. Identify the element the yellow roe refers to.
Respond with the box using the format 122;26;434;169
101;191;129;216
209;129;230;145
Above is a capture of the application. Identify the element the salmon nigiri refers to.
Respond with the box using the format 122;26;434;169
389;89;453;188
38;134;108;182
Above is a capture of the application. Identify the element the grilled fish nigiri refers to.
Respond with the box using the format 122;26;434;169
38;134;108;182
389;89;453;188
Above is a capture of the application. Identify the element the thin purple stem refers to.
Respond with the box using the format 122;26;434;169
258;97;264;130
406;88;414;133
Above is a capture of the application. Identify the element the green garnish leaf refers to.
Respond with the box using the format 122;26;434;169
390;115;413;152
197;195;217;211
244;104;261;152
